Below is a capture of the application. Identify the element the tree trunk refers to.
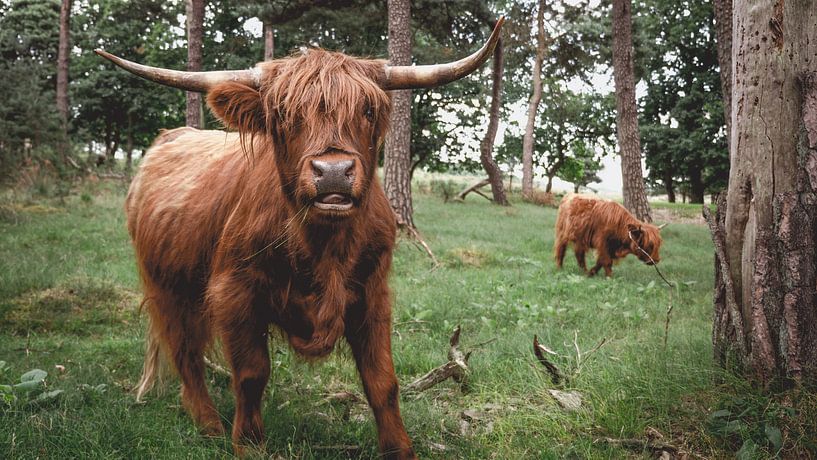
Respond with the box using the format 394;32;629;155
689;166;705;204
186;0;204;128
125;113;134;173
521;0;546;197
56;0;71;162
263;18;274;60
713;0;732;149
664;171;676;203
384;0;414;228
479;36;509;206
709;0;817;387
545;175;554;193
611;0;652;222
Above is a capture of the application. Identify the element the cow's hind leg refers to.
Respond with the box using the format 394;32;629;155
574;246;588;272
146;285;223;436
554;239;568;269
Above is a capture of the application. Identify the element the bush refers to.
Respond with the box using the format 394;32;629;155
429;179;458;202
523;189;560;207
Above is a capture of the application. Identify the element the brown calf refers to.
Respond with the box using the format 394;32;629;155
554;194;663;276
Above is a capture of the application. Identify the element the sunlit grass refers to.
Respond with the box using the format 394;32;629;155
0;179;813;458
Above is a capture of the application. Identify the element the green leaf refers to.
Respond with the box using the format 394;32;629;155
20;369;47;383
27;389;63;407
13;380;44;392
765;425;783;452
710;409;731;418
736;439;758;460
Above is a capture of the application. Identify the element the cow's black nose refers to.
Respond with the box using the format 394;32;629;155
312;159;354;194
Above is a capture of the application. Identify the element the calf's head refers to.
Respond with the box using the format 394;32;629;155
95;19;503;221
626;223;663;265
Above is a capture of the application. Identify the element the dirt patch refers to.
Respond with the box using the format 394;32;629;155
652;208;705;225
0;280;140;335
448;246;494;267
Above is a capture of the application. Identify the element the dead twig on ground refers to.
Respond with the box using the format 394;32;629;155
532;332;608;384
405;326;487;393
629;230;677;348
401;223;440;267
533;335;563;384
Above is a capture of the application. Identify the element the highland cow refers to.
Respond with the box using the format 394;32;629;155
97;19;503;459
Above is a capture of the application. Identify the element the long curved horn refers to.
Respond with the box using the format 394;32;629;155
381;17;505;90
94;49;260;93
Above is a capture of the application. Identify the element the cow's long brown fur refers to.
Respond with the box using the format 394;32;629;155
128;50;414;458
554;194;662;277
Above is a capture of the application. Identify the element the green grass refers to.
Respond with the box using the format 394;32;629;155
0;180;814;459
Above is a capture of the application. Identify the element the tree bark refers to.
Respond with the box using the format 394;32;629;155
384;0;414;227
263;19;274;60
186;0;205;128
713;0;732;149
663;171;676;203
521;0;546;197
611;0;652;222
56;0;71;161
689;166;705;204
712;0;817;387
479;36;509;206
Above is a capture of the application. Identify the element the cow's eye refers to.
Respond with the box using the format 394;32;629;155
363;104;374;122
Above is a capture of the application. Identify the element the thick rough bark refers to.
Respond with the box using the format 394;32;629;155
263;19;274;60
521;0;546;197
186;0;205;128
714;0;817;386
479;37;509;206
713;0;732;148
384;0;414;227
611;0;652;222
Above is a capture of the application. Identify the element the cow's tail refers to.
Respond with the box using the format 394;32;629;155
135;314;165;402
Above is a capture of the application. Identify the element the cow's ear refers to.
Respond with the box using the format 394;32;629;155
207;82;266;132
627;224;643;237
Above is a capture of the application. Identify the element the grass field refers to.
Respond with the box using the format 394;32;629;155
0;179;813;459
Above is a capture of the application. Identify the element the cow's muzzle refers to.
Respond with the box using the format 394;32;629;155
312;159;355;211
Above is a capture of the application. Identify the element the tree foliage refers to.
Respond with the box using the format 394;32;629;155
0;0;729;201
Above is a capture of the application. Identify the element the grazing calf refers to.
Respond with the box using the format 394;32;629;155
554;194;663;277
98;19;504;459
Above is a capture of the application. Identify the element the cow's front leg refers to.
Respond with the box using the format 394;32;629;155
588;253;611;277
221;322;270;450
346;312;415;460
209;271;272;450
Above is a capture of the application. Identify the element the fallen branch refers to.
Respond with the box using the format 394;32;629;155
405;326;472;393
455;178;491;202
204;356;231;378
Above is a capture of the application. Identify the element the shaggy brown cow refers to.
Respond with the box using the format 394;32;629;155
554;194;663;277
97;20;503;459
